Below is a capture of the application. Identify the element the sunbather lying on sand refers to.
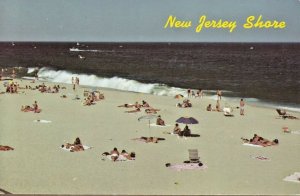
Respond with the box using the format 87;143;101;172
102;148;135;161
21;101;41;113
133;137;166;143
125;108;141;113
241;134;279;147
145;108;160;114
21;105;32;112
142;100;150;107
61;137;84;152
118;103;135;108
0;145;14;151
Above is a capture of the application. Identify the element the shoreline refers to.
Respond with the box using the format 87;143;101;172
20;75;300;114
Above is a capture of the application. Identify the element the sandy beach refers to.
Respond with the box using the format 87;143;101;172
0;78;299;195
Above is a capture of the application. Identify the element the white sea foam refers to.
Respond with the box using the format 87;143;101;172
37;67;187;96
36;67;300;112
27;67;39;74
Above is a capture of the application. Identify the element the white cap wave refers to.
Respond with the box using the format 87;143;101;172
37;67;187;96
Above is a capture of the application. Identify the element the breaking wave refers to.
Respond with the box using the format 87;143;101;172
34;67;300;112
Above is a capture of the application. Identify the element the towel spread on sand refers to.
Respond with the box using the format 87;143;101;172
150;123;171;127
243;143;263;148
103;154;135;161
168;163;208;171
60;145;92;152
291;131;300;135
250;155;270;161
33;120;52;123
283;172;300;183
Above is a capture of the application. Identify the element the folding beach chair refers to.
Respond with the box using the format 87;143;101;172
188;149;200;163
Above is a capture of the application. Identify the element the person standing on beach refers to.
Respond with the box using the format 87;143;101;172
76;77;80;86
187;89;191;98
33;101;39;113
240;99;245;115
217;90;222;100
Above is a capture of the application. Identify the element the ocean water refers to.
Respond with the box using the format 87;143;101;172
0;42;299;110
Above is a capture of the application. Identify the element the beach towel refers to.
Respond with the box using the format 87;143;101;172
283;172;300;183
250;155;270;161
291;131;300;135
103;154;135;161
150;123;171;127
243;143;263;148
33;120;52;123
167;163;208;171
60;145;92;152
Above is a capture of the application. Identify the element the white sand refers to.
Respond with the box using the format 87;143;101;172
0;79;299;195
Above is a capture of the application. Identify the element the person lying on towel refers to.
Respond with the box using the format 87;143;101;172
241;134;279;147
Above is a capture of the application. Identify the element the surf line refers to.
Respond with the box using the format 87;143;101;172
195;15;237;33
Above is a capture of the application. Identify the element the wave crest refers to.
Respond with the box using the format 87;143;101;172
37;67;187;96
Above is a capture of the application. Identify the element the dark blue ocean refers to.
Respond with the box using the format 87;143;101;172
0;42;299;110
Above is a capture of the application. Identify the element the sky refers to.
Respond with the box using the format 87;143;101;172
0;0;299;42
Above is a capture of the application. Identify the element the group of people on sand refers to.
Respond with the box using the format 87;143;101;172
119;100;160;114
241;134;279;147
83;91;105;106
5;81;18;93
206;100;222;112
177;99;192;108
21;101;41;113
187;89;204;98
206;99;245;115
102;147;135;161
38;83;60;93
61;137;85;152
172;124;193;137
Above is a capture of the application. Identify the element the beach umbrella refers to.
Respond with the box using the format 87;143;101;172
138;114;158;136
176;117;199;125
174;94;184;99
138;114;158;128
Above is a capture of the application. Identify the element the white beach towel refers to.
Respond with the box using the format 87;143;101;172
33;120;52;123
168;163;208;171
291;131;300;135
150;123;171;127
243;143;263;148
283;172;300;183
104;154;135;161
60;145;92;152
250;155;270;161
